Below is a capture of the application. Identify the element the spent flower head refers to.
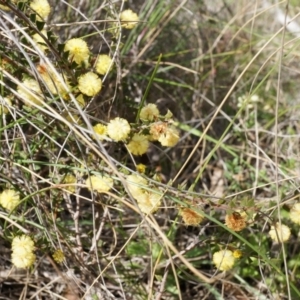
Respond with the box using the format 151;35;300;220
180;208;204;226
95;54;113;75
107;117;131;141
0;189;20;211
64;38;90;66
126;134;149;156
290;203;300;225
120;9;139;29
225;212;247;232
78;72;102;96
213;250;235;271
269;222;291;243
158;125;180;147
86;175;113;193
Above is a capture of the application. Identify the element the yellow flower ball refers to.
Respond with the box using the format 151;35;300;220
95;54;113;75
107;117;131;141
30;0;51;21
127;134;149;156
62;174;76;193
52;249;65;263
136;163;146;174
135;191;162;214
37;64;70;99
0;97;12;115
64;38;90;66
12;235;35;254
32;30;48;52
11;235;35;268
17;78;43;106
12;251;36;269
213;250;235;271
290;203;300;225
233;249;242;259
86;175;113;193
78;72;102;97
93;123;107;140
126;174;148;198
120;9;139;29
149;122;168;141
158;126;180;147
140;103;159;121
269;222;291;243
0;189;20;211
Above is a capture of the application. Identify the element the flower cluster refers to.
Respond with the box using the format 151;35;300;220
127;174;161;214
11;235;36;268
107;117;131;141
0;189;20;211
93;123;108;141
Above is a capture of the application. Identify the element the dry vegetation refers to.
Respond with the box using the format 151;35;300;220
1;0;300;299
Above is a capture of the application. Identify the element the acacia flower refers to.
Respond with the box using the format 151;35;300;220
11;235;35;268
290;203;300;225
107;117;131;141
93;124;107;140
158;125;180;147
62;174;76;193
269;222;291;243
225;212;246;232
52;249;65;263
233;249;242;259
37;64;70;98
86;175;113;193
0;189;20;211
64;38;90;66
32;30;48;52
149;122;168;141
180;208;204;226
135;191;161;214
127;174;148;198
0;97;12;115
140;104;159;121
17;78;43;106
78;72;102;96
126;134;149;155
95;54;113;75
120;9;139;29
136;164;146;174
30;0;51;21
213;250;235;271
